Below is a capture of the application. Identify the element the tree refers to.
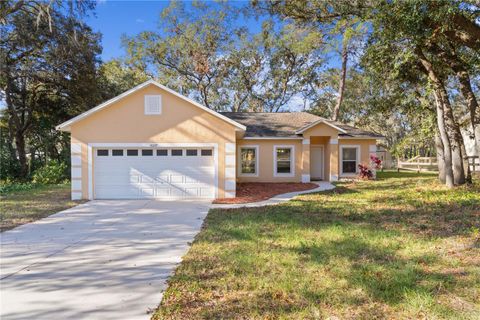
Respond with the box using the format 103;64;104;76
123;1;236;110
261;0;479;187
97;59;150;100
1;4;101;179
123;1;325;112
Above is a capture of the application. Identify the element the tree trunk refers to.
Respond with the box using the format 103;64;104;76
14;130;28;179
332;42;348;122
417;47;466;186
434;90;454;188
455;68;478;138
461;142;472;183
435;132;446;183
437;85;466;185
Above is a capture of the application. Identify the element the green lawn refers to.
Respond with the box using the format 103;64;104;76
154;172;480;319
0;184;83;232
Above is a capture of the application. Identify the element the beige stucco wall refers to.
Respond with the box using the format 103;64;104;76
236;139;303;183
303;123;340;138
70;84;237;199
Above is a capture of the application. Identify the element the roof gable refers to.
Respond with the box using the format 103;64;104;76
56;80;246;132
295;119;348;134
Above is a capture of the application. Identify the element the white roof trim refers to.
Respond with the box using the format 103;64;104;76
295;119;347;134
242;137;302;140
56;80;246;132
338;136;381;140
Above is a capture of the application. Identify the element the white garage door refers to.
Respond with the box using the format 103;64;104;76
94;147;216;199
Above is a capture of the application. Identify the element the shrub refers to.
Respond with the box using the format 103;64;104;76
0;180;37;194
358;164;374;179
370;155;382;169
32;161;68;185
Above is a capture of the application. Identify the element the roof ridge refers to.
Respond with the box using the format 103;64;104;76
219;111;312;114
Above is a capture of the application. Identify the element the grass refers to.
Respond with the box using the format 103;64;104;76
154;171;480;319
0;183;83;232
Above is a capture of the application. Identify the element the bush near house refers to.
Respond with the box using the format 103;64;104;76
154;171;480;320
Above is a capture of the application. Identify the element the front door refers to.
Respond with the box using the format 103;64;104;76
311;146;324;180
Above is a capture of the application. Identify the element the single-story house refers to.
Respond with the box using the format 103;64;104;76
56;80;383;200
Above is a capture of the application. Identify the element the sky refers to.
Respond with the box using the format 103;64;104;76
87;0;265;62
86;1;170;61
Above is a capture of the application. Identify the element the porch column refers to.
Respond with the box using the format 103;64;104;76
301;138;310;182
224;142;236;198
329;138;339;181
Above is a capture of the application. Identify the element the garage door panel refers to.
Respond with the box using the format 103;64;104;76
200;187;215;198
155;187;170;197
94;147;216;199
96;186;140;199
184;187;199;197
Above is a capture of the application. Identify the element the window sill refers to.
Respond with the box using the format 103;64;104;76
273;173;295;178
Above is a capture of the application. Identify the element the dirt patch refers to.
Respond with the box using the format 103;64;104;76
213;182;318;204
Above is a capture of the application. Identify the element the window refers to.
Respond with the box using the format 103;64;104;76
157;149;168;156
201;149;213;156
171;149;183;156
112;149;123;156
97;149;108;156
127;149;138;156
341;146;359;174
240;147;258;175
142;149;153;156
274;146;294;176
186;149;198;156
144;95;162;115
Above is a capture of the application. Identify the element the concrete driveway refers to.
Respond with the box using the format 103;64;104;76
0;200;211;320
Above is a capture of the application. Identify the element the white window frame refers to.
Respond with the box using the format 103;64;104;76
238;145;259;177
144;95;162;115
340;145;360;176
273;145;295;177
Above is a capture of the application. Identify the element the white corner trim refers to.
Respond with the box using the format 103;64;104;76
295;119;347;134
273;145;295;177
71;155;81;166
224;191;236;198
225;179;236;191
225;167;236;179
71;191;82;200
71;167;82;179
330;138;339;145
71;143;82;154
301;174;310;183
238;145;259;177
225;142;235;154
56;80;246;132
369;144;377;152
339;145;361;176
225;154;235;166
87;145;93;200
71;179;82;191
302;139;310;145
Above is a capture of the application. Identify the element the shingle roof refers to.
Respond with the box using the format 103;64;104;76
220;112;383;138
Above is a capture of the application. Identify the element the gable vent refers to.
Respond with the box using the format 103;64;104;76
144;95;162;115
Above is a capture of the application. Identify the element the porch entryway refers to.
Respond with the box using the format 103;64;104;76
310;145;325;180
